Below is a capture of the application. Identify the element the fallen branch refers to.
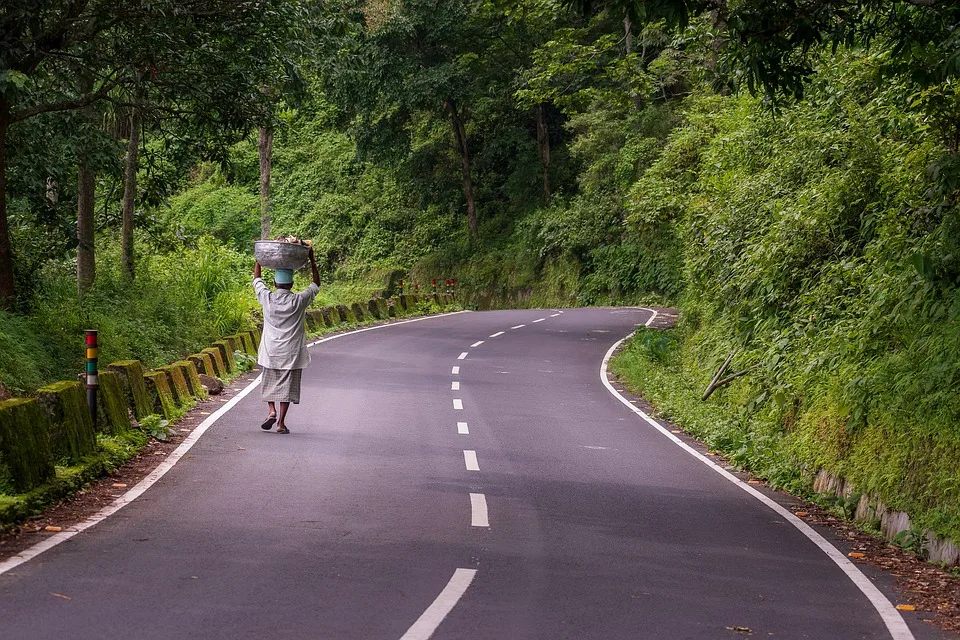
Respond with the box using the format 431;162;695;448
702;352;757;400
702;350;735;400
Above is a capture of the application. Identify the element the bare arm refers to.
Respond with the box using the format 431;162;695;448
254;261;262;280
308;248;320;287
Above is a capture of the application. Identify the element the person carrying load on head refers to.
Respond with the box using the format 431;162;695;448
253;243;320;434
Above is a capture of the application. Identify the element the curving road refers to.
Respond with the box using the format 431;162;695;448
0;308;951;639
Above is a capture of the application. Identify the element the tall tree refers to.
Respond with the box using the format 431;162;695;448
76;159;96;293
120;107;140;278
76;76;97;295
318;0;484;235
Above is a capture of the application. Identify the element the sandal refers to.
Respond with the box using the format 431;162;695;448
276;426;290;434
260;415;277;430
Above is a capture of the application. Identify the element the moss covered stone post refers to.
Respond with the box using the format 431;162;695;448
157;365;192;408
336;304;353;323
212;340;236;374
37;381;98;461
143;371;178;419
107;360;153;420
351;302;366;322
201;348;226;377
0;398;55;491
240;332;257;356
173;361;206;400
95;370;131;435
189;353;217;378
226;335;243;356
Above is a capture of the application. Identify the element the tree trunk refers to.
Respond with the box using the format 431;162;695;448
624;16;633;55
76;161;96;296
121;108;140;279
445;98;477;236
258;125;273;240
708;0;729;72
535;104;551;205
624;16;644;109
0;100;15;309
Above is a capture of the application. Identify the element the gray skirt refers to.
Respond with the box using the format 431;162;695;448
261;368;302;403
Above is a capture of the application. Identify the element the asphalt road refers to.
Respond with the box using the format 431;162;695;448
0;308;951;639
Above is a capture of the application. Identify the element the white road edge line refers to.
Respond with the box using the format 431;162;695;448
457;422;469;435
470;340;484;347
451;381;460;391
399;568;478;640
463;450;480;471
510;324;525;329
453;398;464;410
458;352;468;360
532;318;545;323
599;308;914;640
0;310;471;578
489;331;504;338
470;493;489;527
451;366;460;375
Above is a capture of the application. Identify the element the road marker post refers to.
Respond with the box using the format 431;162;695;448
85;329;98;423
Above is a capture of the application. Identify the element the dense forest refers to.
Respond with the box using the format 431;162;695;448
2;2;960;541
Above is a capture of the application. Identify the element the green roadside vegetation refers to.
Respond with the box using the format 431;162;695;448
601;52;960;546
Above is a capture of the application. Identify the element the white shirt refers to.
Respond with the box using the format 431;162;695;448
254;278;320;370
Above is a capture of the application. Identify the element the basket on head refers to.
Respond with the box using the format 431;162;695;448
254;241;310;270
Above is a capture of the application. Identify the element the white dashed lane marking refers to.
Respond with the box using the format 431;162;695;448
457;422;469;435
453;399;463;410
471;341;484;347
470;493;489;527
458;352;468;360
451;381;460;391
511;324;525;329
532;319;545;323
489;331;504;338
463;450;480;471
451;366;460;375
